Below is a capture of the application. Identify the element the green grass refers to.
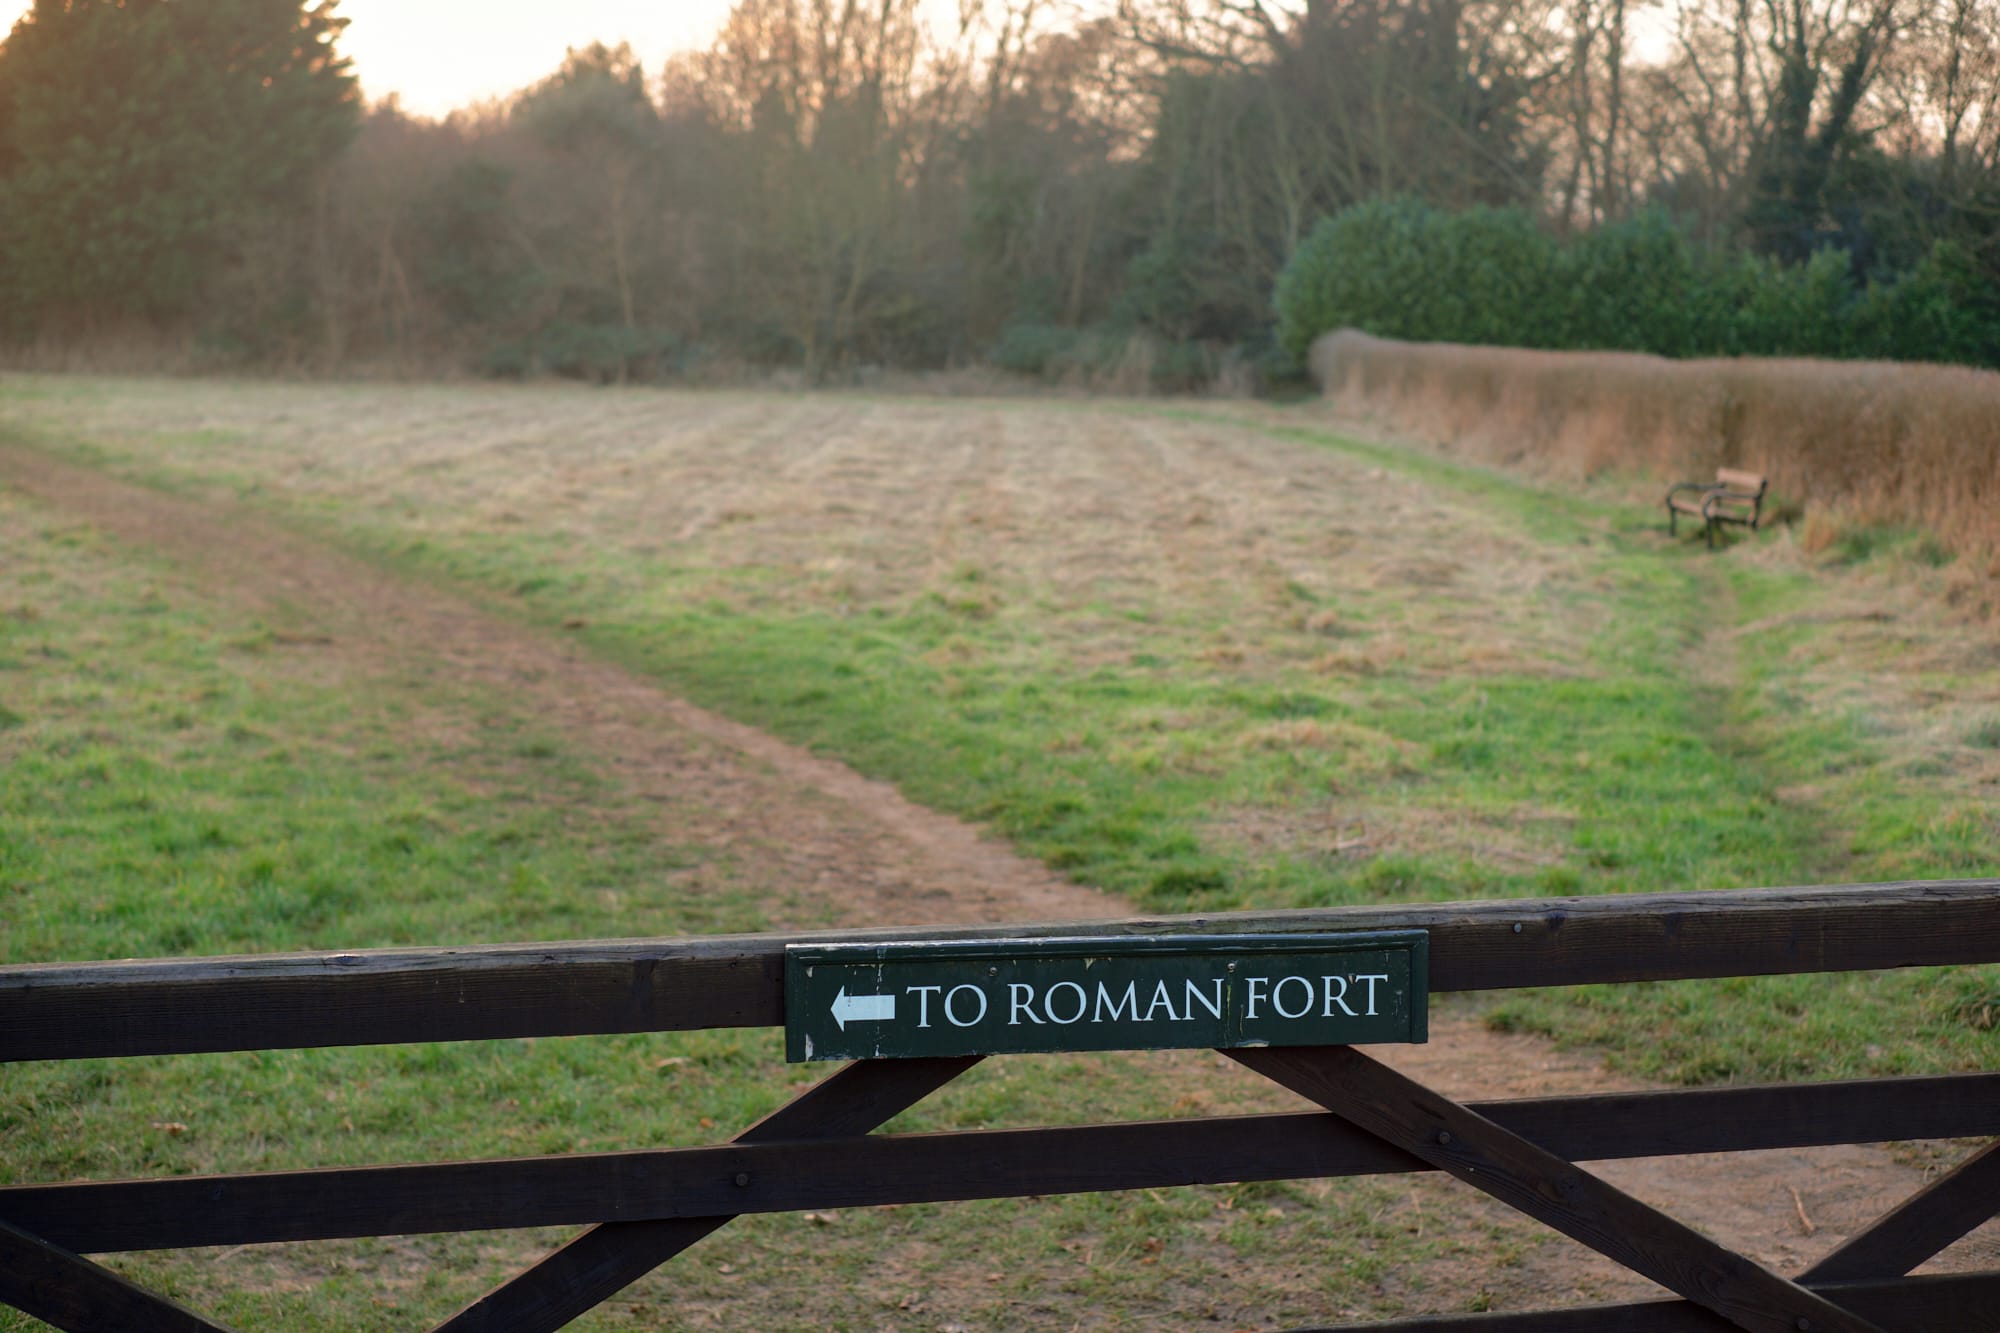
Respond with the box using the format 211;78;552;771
0;461;1513;1330
151;391;1986;1086
2;379;1997;1325
377;414;1992;1082
3;389;1994;1044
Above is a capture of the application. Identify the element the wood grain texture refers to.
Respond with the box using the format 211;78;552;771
12;1074;1998;1255
1294;1271;2000;1331
1233;1046;1884;1333
5;880;1997;1060
0;1220;236;1333
1801;1137;2000;1283
432;1056;978;1333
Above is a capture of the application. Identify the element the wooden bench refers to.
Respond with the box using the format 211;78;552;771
1665;467;1767;547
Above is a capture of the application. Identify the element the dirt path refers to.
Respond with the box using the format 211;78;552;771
0;442;1121;932
3;438;1990;1319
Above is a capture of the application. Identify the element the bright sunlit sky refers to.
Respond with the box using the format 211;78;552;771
331;1;742;116
0;1;997;119
2;1;1666;118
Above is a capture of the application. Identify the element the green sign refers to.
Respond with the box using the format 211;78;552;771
784;932;1427;1062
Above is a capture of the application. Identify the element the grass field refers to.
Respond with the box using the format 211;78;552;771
3;375;1997;1327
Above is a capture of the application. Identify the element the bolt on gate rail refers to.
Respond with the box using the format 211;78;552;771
4;879;2000;1332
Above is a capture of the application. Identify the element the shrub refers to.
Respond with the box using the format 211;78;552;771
1275;198;1448;360
1431;207;1566;348
1558;212;1720;356
990;322;1082;378
1728;248;1856;359
1276;199;2000;371
1852;240;2000;368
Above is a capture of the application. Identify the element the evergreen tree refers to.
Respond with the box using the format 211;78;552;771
0;0;358;332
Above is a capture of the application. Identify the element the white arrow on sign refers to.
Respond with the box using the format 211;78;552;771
831;987;896;1030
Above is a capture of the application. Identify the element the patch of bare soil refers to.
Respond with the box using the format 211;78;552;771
4;438;1991;1326
1380;1017;2000;1314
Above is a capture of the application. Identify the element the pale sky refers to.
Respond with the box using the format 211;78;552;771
332;1;740;116
1;2;1661;119
0;1;989;119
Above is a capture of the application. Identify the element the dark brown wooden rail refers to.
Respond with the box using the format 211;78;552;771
7;1073;1997;1254
6;879;1996;1061
4;878;1997;1333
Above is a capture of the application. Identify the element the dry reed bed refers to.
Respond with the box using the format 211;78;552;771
1312;330;2000;568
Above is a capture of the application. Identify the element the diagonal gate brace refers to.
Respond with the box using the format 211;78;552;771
0;1218;238;1333
1802;1136;2000;1285
1230;1045;1886;1333
432;1055;980;1333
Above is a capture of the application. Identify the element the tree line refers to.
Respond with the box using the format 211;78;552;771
1;0;1996;386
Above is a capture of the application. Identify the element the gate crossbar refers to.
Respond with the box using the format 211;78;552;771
6;1074;1998;1255
4;879;1998;1333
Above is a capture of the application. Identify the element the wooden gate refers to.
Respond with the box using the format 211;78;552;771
5;880;2000;1331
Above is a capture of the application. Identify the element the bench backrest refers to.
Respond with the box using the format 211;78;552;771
1715;467;1767;496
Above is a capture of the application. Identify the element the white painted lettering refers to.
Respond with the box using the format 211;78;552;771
1357;974;1389;1016
1273;975;1314;1019
1008;982;1044;1025
1094;981;1139;1023
944;983;988;1028
907;985;941;1028
1322;975;1357;1018
1245;976;1271;1019
1185;978;1224;1021
1144;979;1180;1022
1045;981;1087;1024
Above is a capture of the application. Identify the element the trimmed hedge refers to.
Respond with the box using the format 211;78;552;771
1311;330;2000;570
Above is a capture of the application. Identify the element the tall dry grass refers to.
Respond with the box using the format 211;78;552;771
1312;330;2000;567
